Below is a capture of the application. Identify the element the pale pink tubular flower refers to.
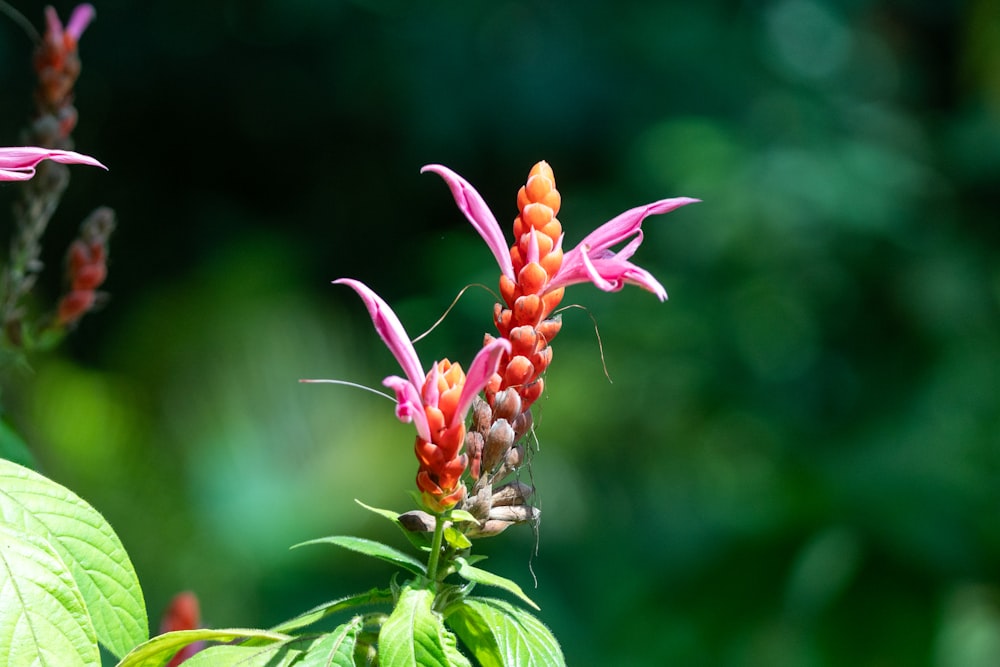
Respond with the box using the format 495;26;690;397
0;147;106;181
332;279;510;441
421;164;698;301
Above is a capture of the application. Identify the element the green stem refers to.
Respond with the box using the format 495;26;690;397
425;513;446;582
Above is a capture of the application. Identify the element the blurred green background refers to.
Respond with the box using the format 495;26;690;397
3;0;1000;664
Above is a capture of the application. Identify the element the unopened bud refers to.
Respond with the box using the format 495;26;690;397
471;397;492;436
506;445;524;469
398;510;436;533
492;388;521;423
464;431;484;480
504;356;534;387
513;409;533;441
482;419;515;474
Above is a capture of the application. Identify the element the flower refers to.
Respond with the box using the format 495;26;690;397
423;162;697;413
0;146;106;181
421;163;698;302
333;279;510;512
159;591;204;666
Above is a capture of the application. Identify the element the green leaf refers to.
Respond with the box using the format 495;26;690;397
454;557;539;610
180;639;305;667
294;535;426;577
446;509;479;524
0;522;99;667
0;458;148;658
380;584;470;667
114;628;291;667
269;588;391;634
444;526;473;550
296;618;362;667
446;597;565;667
355;498;401;523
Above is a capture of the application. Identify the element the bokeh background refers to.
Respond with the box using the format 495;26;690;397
2;0;1000;664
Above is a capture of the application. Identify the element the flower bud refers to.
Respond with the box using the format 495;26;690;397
482;418;515;474
492;388;521;423
398;510;436;533
504;356;534;387
513;409;533;441
506;445;524;468
465;430;484;480
471;397;492;436
535;316;562;343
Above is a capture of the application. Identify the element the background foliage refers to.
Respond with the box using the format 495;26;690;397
2;0;999;664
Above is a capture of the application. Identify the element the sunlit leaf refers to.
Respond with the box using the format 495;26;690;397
454;557;539;610
0;522;99;667
444;526;472;550
180;639;304;667
296;618;363;667
114;628;291;667
0;458;147;658
294;535;426;576
447;509;479;524
269;589;390;634
446;597;564;667
380;584;470;667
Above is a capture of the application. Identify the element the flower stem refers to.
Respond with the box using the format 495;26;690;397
425;514;446;582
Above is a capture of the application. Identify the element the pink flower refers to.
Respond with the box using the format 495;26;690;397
421;164;698;301
324;279;510;511
0;147;106;181
332;279;510;442
44;4;96;48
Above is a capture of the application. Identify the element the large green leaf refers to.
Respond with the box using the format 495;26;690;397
269;588;391;634
296;618;362;667
0;458;147;658
380;584;470;667
180;640;303;667
0;522;99;666
115;628;291;667
446;597;564;667
453;557;539;610
294;535;426;577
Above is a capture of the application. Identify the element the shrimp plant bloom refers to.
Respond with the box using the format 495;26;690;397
0;146;106;181
331;278;510;513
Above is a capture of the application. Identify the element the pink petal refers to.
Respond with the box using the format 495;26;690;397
66;4;97;41
384;376;431;442
44;7;64;45
421;165;515;280
548;196;697;299
451;337;511;429
578;197;699;253
0;147;107;181
334;279;425;392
